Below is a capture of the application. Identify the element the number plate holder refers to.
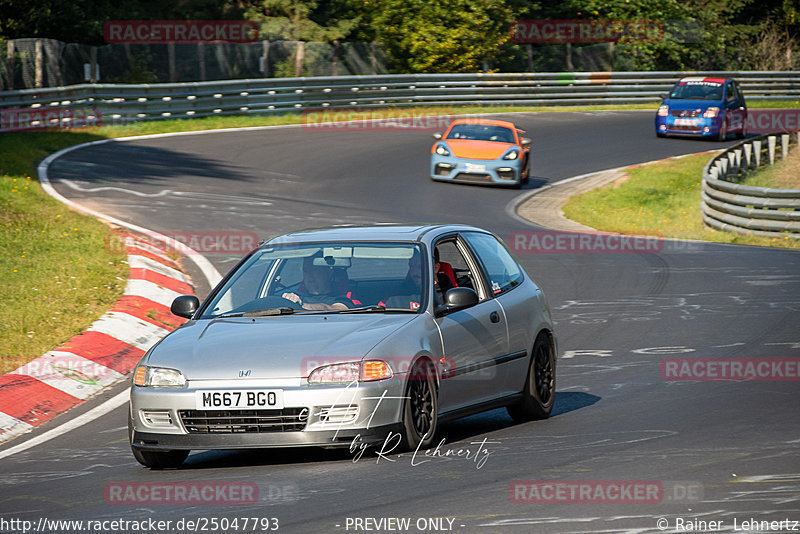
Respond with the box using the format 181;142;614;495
195;390;284;410
465;163;487;172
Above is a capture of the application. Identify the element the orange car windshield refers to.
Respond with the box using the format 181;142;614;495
446;124;515;143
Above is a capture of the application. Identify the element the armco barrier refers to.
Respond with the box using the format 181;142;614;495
701;132;800;238
0;71;799;128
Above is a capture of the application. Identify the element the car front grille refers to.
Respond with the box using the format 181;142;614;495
669;124;703;132
179;408;307;433
454;172;492;182
671;109;700;117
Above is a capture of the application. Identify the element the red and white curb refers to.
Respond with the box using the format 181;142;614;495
0;235;193;445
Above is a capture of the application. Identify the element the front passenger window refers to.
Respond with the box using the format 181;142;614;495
464;232;523;296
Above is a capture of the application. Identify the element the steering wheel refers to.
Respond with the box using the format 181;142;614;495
228;296;303;314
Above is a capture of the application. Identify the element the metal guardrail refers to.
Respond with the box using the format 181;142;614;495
0;71;799;127
701;132;800;238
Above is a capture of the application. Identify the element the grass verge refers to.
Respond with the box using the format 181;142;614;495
3;102;800;373
0;132;129;374
742;145;800;189
562;151;800;250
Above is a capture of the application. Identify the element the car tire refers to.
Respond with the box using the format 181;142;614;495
717;118;728;142
129;414;189;469
399;359;438;451
522;156;530;184
507;333;556;422
656;130;666;138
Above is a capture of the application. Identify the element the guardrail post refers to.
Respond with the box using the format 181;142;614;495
734;148;744;180
34;39;43;88
727;152;737;180
753;139;761;168
5;40;14;90
781;133;790;159
768;136;776;165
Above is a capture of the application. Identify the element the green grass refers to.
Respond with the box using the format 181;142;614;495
562;152;800;249
0;133;128;374
742;145;800;189
3;102;800;373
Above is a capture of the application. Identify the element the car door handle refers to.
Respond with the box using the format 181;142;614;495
490;311;500;323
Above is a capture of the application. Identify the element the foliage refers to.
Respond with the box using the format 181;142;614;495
372;0;515;73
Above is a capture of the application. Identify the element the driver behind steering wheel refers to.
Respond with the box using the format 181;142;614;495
282;253;354;311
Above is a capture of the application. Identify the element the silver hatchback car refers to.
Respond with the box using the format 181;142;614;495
129;224;557;468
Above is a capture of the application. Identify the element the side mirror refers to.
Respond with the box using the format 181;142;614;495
432;132;443;140
520;137;532;148
441;287;479;314
658;93;668;100
171;295;200;319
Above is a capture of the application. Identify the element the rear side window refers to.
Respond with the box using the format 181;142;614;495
463;232;523;296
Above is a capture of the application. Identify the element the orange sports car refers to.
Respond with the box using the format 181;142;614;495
430;118;531;186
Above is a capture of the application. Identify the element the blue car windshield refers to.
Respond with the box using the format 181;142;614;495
669;82;724;100
200;242;426;317
446;124;515;143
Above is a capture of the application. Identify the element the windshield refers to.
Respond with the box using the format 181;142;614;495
200;242;426;318
669;81;724;100
446;124;516;143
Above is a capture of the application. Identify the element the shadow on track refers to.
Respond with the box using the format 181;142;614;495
175;392;601;469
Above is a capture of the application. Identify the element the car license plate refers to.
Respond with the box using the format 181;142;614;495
195;390;284;410
465;163;486;172
675;118;697;126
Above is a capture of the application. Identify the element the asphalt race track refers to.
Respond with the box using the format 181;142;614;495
1;111;798;534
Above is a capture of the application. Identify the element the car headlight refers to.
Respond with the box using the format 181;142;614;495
502;149;519;160
307;360;393;384
134;366;186;387
703;107;720;118
435;143;450;156
657;105;669;117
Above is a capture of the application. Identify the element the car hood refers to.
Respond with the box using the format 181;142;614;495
663;99;721;111
444;139;515;160
145;313;416;380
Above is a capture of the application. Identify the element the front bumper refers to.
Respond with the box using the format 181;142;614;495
656;116;722;137
430;154;523;185
130;377;405;450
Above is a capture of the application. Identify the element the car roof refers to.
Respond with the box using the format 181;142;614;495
676;76;732;84
448;118;517;129
263;224;489;246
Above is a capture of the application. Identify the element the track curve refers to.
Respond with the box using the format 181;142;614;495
2;111;799;534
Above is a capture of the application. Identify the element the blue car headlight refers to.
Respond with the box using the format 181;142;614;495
502;149;519;160
435;143;450;156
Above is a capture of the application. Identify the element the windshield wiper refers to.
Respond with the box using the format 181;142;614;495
339;305;418;314
218;307;296;318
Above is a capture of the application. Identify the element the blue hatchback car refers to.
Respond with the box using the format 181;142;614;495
655;77;747;141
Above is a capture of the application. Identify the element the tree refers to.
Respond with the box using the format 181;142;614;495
372;0;515;73
244;0;357;41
